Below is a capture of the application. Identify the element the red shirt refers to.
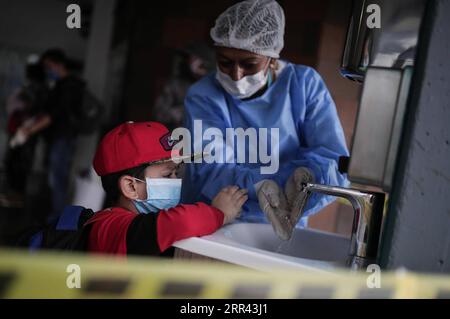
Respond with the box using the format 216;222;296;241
86;203;224;256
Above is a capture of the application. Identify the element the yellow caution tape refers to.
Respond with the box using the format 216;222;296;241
0;249;449;299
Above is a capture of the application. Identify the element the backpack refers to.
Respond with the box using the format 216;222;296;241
69;88;104;135
19;206;96;252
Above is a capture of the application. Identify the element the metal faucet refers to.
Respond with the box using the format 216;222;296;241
300;183;385;270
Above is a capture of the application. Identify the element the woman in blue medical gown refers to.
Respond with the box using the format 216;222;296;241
181;0;349;227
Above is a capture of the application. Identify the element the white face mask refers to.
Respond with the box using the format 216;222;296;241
215;60;271;99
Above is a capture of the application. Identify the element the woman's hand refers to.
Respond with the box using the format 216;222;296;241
257;180;293;241
212;186;248;225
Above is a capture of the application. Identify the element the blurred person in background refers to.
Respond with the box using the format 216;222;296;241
152;42;215;131
1;62;49;207
13;48;86;220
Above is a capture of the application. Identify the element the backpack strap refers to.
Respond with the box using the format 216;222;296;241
26;206;96;251
56;205;86;231
29;231;43;252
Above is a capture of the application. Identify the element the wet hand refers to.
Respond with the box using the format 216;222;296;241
285;167;315;223
257;180;293;241
212;186;248;225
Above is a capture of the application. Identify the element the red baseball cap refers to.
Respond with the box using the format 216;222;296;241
94;121;182;176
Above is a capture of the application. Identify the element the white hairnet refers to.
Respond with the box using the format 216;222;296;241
210;0;285;58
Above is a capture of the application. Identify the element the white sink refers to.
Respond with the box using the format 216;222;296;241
173;222;351;272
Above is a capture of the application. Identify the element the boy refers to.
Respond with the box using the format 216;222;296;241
88;121;247;256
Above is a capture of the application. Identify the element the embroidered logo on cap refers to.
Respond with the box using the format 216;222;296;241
159;132;176;151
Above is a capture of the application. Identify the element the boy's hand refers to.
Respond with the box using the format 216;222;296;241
212;186;248;225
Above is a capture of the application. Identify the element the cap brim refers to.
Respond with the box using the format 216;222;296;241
149;152;208;165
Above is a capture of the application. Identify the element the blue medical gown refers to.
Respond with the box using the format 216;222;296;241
181;63;349;227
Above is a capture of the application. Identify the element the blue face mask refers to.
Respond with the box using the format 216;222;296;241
132;178;182;214
46;70;60;81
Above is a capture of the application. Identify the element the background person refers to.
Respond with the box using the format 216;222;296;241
14;48;86;220
152;42;215;132
1;63;49;207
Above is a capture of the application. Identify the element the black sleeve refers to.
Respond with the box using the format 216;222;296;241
59;80;84;119
47;78;83;122
125;213;162;256
44;86;58;118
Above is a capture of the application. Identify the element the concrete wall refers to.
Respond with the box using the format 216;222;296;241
381;0;450;273
0;0;87;59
